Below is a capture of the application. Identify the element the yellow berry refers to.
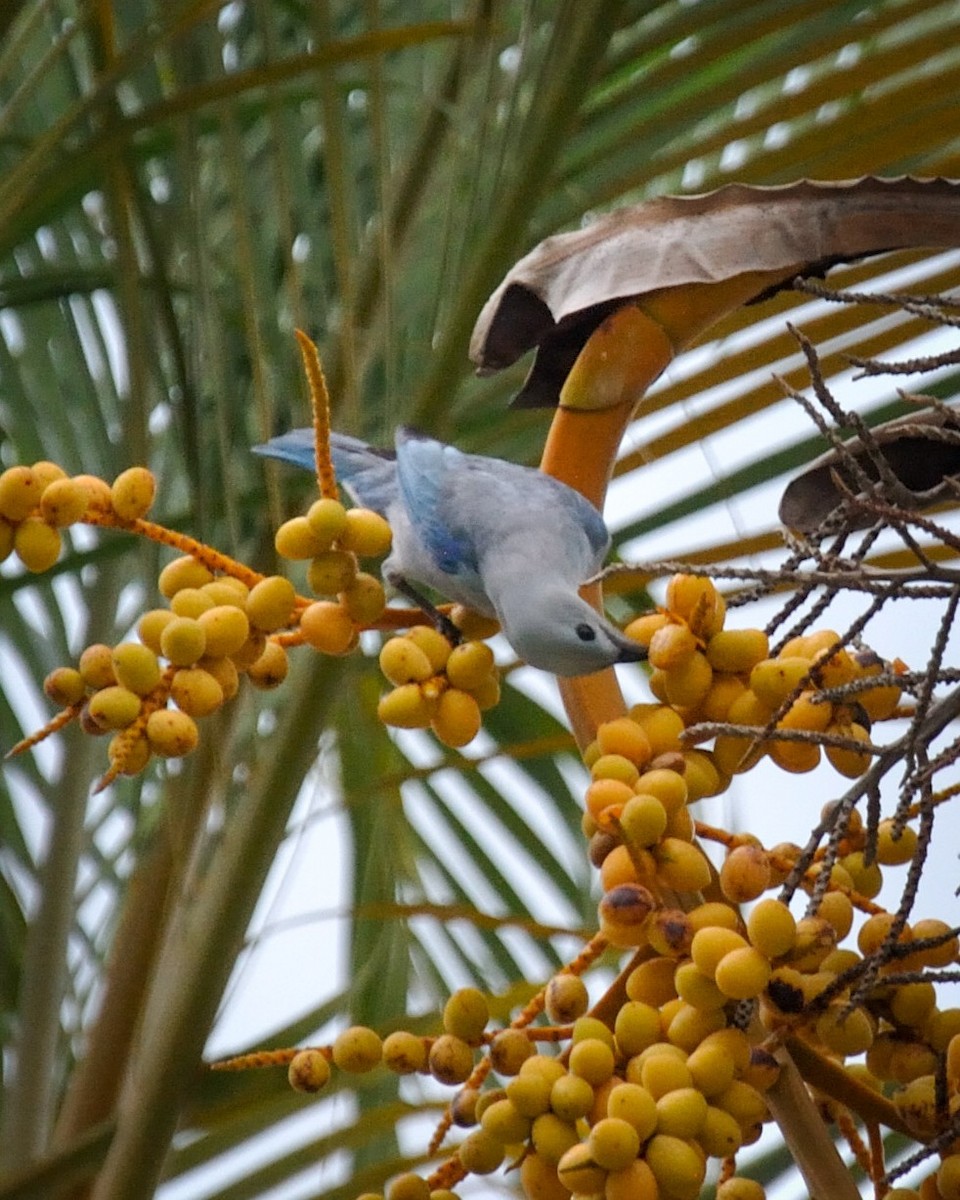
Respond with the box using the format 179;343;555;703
629;703;685;756
489;1028;533;1076
698;1105;743;1157
644;1134;705;1200
682;750;724;800
674;961;726;1011
200;655;239;700
288;1049;330;1093
664;651;713;709
815;1004;874;1056
556;1143;606;1195
431;688;481;748
655;1086;708;1138
145;708;199;756
108;731;151;776
377;684;432;729
332;1025;382;1073
749;657;811;708
599;883;657;947
197;605;250;658
605;1160;660;1200
686;1042;736;1098
158;556;214;597
30;461;67;490
769;736;821;774
247;641;288;688
87;685;141;730
716;1179;766;1200
826;722;872;778
111;643;162;696
307;548;358;595
666;573;725;638
39;477;89;527
386;1175;430;1200
379;637;434;685
568;1037;615;1087
14;517;61;571
445;640;496;691
138;609;176;654
170;668;225;717
443;987;489;1042
305;497;347;546
648;622;698;670
620;794;668;848
480;1097;531;1144
340;572;387;625
110;466;156;520
720;844;771;903
382;1031;427;1075
705;628;769;673
78;644;117;690
246;575;297;632
840;849;883;899
0;465;40;521
428;1034;474;1084
44;666;86;707
691;926;748;979
654;838;712;892
160;616;207;666
747;899;796;959
588;1116;640;1170
170;588;214;619
545;974;589;1025
339;508;392;557
299;601;357;655
626;956;679;1008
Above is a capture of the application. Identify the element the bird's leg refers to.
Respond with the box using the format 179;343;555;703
384;571;462;645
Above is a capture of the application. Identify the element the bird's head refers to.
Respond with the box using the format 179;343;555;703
504;591;646;678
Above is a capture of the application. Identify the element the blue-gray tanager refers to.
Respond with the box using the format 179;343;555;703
254;427;645;677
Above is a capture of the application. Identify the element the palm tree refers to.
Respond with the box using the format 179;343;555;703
1;2;959;1198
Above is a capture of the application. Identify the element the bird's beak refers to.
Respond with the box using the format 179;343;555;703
614;634;647;664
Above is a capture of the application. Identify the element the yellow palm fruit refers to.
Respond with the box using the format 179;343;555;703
288;1049;331;1093
428;1033;473;1085
605;1159;659;1200
648;622;698;670
599;883;656;947
628;703;685;755
305;497;347;546
826;722;872;778
624;610;670;649
720;844;771;903
876;818;918;866
160;616;207;666
78;643;117;690
0;465;40;521
333;1025;383;1073
431;688;481;748
307;548;357;595
158;555;214;597
299;601;357;655
274;515;327;560
146;708;199;756
246;575;297;631
450;604;500;640
379;636;434;685
110;466;156;520
381;1030;428;1075
14;517;61;571
747;898;796;959
445;640;496;691
556;1144;606;1195
44;666;86;707
377;684;432;729
682;749;723;800
840;849;883;898
87;685;141;730
247;641;288;688
854;651;902;720
700;674;748;722
197;605;250;658
749;657;812;708
705;627;769;674
810;644;857;689
588;1116;640;1170
340;572;386;625
778;690;832;732
138;608;176;654
644;1134;705;1200
30;461;67;490
665;574;721;631
71;474;112;508
596;716;652;766
108;731;151;776
519;1153;572;1200
170;587;215;618
713;947;771;1000
664;651;713;709
111;642;162;696
170;668;225;716
340;508;392;557
769;736;821;774
406;625;454;673
470;673;501;710
40;477;89;527
202;578;248;606
200;655;239;700
654;838;712;893
691;927;747;979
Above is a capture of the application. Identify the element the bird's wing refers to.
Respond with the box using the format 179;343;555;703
393;429;481;577
253;430;399;515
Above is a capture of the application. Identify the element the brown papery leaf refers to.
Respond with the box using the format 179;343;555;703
470;177;960;408
779;402;960;533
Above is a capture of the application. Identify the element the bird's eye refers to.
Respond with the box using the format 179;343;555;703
575;622;597;642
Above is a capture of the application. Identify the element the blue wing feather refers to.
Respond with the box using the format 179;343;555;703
394;428;479;577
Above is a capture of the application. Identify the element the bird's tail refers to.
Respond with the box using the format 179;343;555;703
252;430;398;515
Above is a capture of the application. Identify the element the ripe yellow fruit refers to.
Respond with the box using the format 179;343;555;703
78;643;117;690
705;628;769;673
674;961;726;1011
108;731;151;776
664;651;713;709
655;1086;708;1138
379;637;434;685
458;1128;506;1174
158;555;214;597
30;461;67;490
624;610;670;648
14;516;61;572
720;844;771;903
876;818;918;866
747;898;796;959
599;883;656;947
287;1049;330;1092
340;508;392;557
431;688;481;748
145;708;199;756
305;497;348;546
406;625;454;674
299;601;357;655
605;1159;659;1200
110;466;156;520
588;1116;640;1170
713;946;771;1000
247;641;288;688
44;666;86;707
111;642;163;696
629;703;685;755
556;1143;606;1194
307;548;357;595
332;1025;383;1073
519;1152;572;1200
170;588;214;619
428;1033;474;1084
0;465;40;521
382;1030;427;1074
749;657;811;708
816;1004;874;1056
274;516;326;560
377;684;432;729
826;722;872;778
654;838;712;893
648;622;698;670
197;605;250;657
246;575;297;631
170;668;225;717
340;572;386;625
620;794;668;848
138;608;176;654
87;685;141;730
545;973;589;1025
644;1134;706;1200
386;1174;430;1200
666;573;725;638
682;749;723;800
160;616;207;666
40;477;90;527
769;736;821;774
568;1037;615;1087
691;927;748;979
443;987;489;1042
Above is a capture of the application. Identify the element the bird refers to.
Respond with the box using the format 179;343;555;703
254;426;645;677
